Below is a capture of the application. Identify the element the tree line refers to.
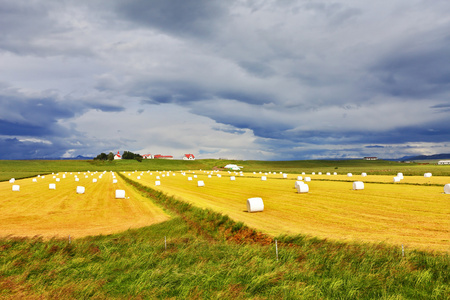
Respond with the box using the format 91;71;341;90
94;151;143;162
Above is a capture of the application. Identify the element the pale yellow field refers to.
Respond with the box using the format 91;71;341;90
0;172;170;239
124;170;450;252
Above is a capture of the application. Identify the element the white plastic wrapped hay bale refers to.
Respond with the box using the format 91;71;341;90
156;176;160;179
76;186;85;194
230;176;236;181
424;173;432;178
297;176;303;180
49;183;56;190
113;179;118;184
197;180;205;187
32;178;37;182
10;178;16;183
283;174;288;178
347;173;353;177
361;173;367;177
247;197;264;213
75;178;79;182
397;173;404;179
295;181;304;189
261;176;267;181
301;172;305;175
304;177;311;182
312;172;315;175
115;190;126;199
353;181;364;190
297;183;309;193
208;175;212;178
155;181;161;186
326;172;331;176
92;178;97;183
56;178;60;182
194;175;197;178
333;172;337;175
318;172;322;175
444;184;450;194
12;185;20;191
393;177;401;183
137;176;141;180
188;177;193;181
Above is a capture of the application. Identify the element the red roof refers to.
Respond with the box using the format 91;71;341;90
116;151;121;158
185;154;195;158
154;154;173;159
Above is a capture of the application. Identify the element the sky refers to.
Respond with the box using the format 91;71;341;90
1;0;450;160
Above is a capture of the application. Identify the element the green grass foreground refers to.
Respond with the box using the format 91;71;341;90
1;175;448;299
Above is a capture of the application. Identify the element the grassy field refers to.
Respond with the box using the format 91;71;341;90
0;171;169;239
0;159;449;298
122;170;450;253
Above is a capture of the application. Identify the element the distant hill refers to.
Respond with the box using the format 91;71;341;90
396;153;450;161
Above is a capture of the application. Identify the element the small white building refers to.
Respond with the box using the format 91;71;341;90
438;160;450;165
183;154;195;160
142;154;153;159
224;164;242;171
114;151;122;160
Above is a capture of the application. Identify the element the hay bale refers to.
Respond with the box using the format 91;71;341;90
318;172;322;175
156;176;160;179
56;178;60;182
137;176;141;179
12;185;20;191
393;176;401;183
155;181;161;186
312;172;315;175
197;180;205;187
295;181;304;188
333;172;337;175
76;186;85;194
194;175;197;178
326;172;331;176
301;172;305;175
208;175;212;178
304;177;311;182
9;178;15;183
283;174;288;178
347;173;353;177
113;179;118;184
297;176;303;180
115;190;126;199
92;178;97;183
230;176;236;181
32;178;37;182
188;177;193;181
361;173;367;177
297;183;309;193
217;174;222;178
247;197;264;213
261;176;267;181
75;178;79;182
424;173;432;178
49;183;56;190
397;173;404;179
444;184;450;194
353;181;364;190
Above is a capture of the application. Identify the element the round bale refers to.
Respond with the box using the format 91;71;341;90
424;173;432;178
353;181;364;190
397;173;404;179
115;190;126;199
347;173;353;177
230;176;236;181
261;176;267;181
155;181;161;186
12;185;20;191
247;197;264;213
197;180;205;187
393;176;401;182
444;184;450;194
76;186;85;194
49;183;56;190
297;183;309;193
304;177;311;182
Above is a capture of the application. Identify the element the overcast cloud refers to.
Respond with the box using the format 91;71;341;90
1;0;449;160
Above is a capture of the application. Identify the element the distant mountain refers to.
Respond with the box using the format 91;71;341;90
396;153;450;161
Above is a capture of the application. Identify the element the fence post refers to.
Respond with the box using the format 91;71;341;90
275;239;279;261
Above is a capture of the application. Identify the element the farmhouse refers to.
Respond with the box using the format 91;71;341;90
154;154;173;159
114;151;121;160
183;154;195;160
364;157;378;160
142;154;153;159
438;160;450;165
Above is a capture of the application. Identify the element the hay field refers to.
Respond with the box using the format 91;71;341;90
0;171;169;239
123;170;450;252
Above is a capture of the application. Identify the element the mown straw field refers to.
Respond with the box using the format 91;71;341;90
0;171;169;239
123;170;450;252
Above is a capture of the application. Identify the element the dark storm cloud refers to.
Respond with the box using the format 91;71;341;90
113;0;227;38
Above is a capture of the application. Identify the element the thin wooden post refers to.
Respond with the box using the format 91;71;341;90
275;239;279;261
